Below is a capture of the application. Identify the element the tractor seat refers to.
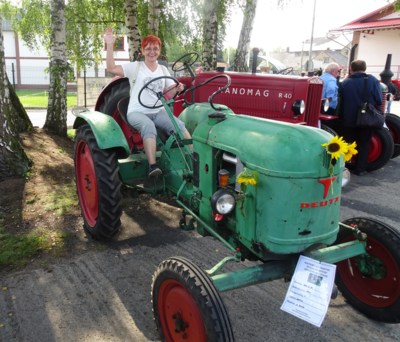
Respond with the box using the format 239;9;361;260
117;96;134;128
117;96;169;144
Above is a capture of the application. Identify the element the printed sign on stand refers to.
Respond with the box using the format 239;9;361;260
281;255;336;327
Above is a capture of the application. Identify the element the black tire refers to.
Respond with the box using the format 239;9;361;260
392;83;399;101
365;128;394;171
320;123;338;137
97;78;130;116
385;113;400;158
74;124;122;240
334;218;400;323
152;257;234;342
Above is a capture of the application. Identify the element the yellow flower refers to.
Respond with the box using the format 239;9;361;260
236;168;258;186
344;141;358;161
322;136;348;160
237;176;257;185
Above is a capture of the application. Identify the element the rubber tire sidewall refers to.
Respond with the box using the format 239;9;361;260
335;218;400;323
74;124;122;240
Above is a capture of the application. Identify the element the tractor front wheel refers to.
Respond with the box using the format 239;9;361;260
152;257;234;342
74;124;122;240
335;217;400;323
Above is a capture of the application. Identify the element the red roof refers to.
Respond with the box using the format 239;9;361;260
330;2;400;32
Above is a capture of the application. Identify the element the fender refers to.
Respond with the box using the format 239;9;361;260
73;111;130;158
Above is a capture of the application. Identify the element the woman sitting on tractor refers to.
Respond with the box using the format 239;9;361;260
104;28;192;177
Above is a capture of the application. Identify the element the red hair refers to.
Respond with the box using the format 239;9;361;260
141;35;161;50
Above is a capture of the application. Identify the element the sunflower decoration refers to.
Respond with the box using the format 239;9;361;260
344;141;358;162
236;168;258;193
322;136;358;174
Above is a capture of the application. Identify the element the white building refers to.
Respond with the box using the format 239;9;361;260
329;1;400;79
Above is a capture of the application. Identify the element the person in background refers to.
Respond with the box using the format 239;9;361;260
104;28;192;177
320;63;341;115
340;60;382;176
383;80;397;113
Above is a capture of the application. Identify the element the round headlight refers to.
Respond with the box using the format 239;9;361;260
342;168;351;187
292;100;305;115
211;189;236;215
321;99;330;113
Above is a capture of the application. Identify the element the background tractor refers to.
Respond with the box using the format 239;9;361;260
73;58;400;340
173;52;400;173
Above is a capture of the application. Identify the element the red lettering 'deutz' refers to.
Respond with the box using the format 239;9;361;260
300;196;340;208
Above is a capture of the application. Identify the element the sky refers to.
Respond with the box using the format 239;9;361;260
225;0;392;52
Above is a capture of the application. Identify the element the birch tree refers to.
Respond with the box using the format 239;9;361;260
125;0;141;61
43;0;68;136
201;0;218;71
233;0;258;72
147;0;161;36
0;16;31;180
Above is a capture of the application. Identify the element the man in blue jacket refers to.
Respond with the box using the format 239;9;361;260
320;63;341;115
340;60;382;176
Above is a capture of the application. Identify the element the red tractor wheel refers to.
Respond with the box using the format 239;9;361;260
365;128;394;171
74;124;122;240
334;218;400;323
152;257;234;342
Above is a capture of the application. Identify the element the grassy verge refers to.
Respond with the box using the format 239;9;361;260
17;90;77;108
0;225;69;270
0;176;78;271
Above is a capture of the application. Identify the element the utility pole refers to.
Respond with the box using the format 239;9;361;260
308;0;317;74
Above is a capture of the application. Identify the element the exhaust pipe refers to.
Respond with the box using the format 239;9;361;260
251;47;260;74
380;53;394;83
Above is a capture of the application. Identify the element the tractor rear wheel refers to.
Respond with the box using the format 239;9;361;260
365;128;394;171
74;124;122;240
334;218;400;323
385;113;400;158
152;257;234;342
97;78;130;116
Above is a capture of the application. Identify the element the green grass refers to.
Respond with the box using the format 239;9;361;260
16;90;77;108
0;221;70;270
0;228;43;268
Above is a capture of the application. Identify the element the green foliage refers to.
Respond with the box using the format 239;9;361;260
67;129;76;140
1;0;236;69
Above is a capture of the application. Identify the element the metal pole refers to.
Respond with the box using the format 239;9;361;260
308;0;317;74
83;68;87;108
11;62;16;88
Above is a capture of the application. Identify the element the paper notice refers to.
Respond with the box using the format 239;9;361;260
281;255;336;327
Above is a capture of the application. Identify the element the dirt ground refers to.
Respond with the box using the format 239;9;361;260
0;129;90;274
0;128;183;276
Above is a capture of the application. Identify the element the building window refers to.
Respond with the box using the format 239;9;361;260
104;36;125;51
323;57;330;63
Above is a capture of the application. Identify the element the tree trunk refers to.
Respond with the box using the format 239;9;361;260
147;0;161;36
8;79;33;133
125;0;141;61
202;0;218;71
43;0;68;137
0;17;31;180
233;0;258;72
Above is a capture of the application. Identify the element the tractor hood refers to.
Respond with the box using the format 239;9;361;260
180;103;341;177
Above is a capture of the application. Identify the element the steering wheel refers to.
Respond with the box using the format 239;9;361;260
182;73;231;111
172;52;199;73
138;76;180;109
278;67;294;75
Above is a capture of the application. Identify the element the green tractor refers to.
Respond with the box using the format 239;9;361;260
73;68;400;341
